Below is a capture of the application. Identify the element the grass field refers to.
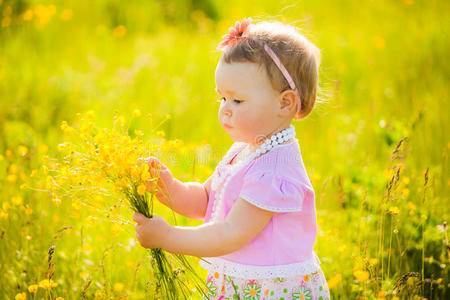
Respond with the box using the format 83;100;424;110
0;0;449;299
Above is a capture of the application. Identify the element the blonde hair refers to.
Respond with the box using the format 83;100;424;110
219;20;321;119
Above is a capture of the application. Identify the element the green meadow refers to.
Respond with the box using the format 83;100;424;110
0;0;448;299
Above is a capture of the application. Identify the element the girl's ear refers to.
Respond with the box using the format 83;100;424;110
278;90;298;117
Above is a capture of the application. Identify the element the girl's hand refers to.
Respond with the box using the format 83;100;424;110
133;212;172;249
144;157;174;202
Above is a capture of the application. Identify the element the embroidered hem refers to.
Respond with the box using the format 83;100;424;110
199;253;321;279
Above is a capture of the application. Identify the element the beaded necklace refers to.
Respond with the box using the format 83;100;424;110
210;125;296;221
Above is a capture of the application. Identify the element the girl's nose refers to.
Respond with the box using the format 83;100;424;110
220;102;232;117
223;109;232;116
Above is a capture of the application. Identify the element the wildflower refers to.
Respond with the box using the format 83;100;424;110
378;290;386;298
28;284;39;293
156;130;165;138
0;211;8;219
23;9;34;21
387;206;400;215
137;184;146;195
95;290;106;298
311;172;321;181
17;145;28;156
15;292;26;300
9;164;18;174
39;144;49;153
12;196;23;206
79;271;89;280
437;221;447;232
114;282;125;292
25;207;33;215
407;201;416;210
133;109;141;117
57;143;69;152
38;279;58;289
6;149;13;157
373;36;385;48
56;297;64;300
60;9;72;21
401;188;410;197
0;154;3;161
369;258;379;266
113;25;126;38
134;129;144;137
327;273;342;289
353;270;369;282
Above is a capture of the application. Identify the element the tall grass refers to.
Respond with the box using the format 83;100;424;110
0;0;448;298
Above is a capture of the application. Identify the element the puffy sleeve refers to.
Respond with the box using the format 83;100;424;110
238;169;310;213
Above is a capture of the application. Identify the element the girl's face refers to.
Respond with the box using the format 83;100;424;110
215;57;290;149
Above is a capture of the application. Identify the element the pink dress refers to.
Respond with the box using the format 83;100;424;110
199;139;330;300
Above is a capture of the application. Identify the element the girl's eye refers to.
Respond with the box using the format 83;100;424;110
216;97;243;104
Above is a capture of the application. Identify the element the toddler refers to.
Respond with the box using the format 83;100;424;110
133;17;330;300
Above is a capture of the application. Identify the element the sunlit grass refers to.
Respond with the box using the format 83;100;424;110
0;0;448;298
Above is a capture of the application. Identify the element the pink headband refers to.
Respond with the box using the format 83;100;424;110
217;17;301;116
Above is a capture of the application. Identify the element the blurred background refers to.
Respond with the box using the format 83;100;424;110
0;0;448;298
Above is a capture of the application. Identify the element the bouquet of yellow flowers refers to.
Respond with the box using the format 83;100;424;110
44;111;207;299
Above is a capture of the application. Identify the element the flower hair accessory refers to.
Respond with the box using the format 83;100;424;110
217;17;253;50
217;18;301;117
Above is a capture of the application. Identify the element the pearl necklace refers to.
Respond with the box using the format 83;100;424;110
210;125;296;222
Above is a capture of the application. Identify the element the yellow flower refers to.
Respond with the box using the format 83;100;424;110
60;9;72;21
17;145;28;156
64;126;75;136
3;201;10;211
133;109;141;117
30;169;38;178
114;282;125;292
0;210;9;219
327;273;342;289
113;25;126;38
12;196;23;206
353;270;370;282
56;297;64;300
387;206;400;215
95;289;106;298
0;154;3;161
25;207;33;215
39;144;49;153
401;188;410;197
156;130;165;138
23;9;34;21
57;143;69;152
9;164;18;174
311;172;321;181
373;36;385;48
137;184;146;195
369;258;379;266
79;271;89;280
378;290;386;297
28;284;39;293
39;279;58;289
6;149;13;157
407;201;416;210
15;292;26;300
134;129;144;137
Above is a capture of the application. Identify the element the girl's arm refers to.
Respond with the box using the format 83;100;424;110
134;197;275;257
163;176;211;220
146;157;211;220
